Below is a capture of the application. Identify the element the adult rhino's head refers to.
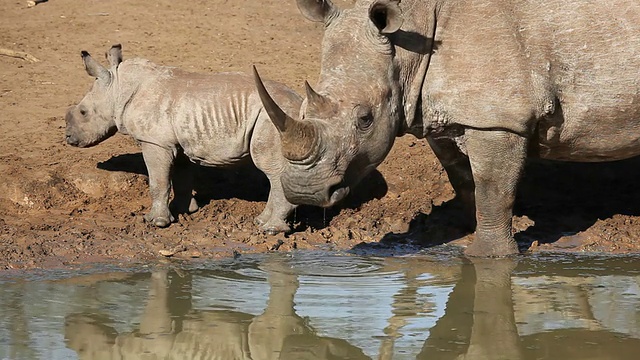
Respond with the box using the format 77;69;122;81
254;0;404;207
65;45;123;148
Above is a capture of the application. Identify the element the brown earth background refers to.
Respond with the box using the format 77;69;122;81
1;0;640;271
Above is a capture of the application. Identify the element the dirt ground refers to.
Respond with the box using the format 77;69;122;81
1;0;639;271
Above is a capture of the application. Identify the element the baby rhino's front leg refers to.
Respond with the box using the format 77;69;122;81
141;142;175;227
256;175;296;235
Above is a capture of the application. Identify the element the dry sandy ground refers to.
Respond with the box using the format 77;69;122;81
1;0;639;270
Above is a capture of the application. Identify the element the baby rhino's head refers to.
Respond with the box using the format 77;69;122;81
65;44;123;148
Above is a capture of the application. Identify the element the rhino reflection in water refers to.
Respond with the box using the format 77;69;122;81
65;45;303;234
62;257;640;359
255;0;640;257
64;260;369;360
417;259;640;360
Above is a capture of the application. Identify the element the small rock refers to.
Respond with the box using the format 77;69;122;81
159;249;175;257
27;0;47;7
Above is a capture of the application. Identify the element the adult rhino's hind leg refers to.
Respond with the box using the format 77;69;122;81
427;136;476;231
170;152;199;216
464;129;527;257
141;142;175;228
257;176;296;235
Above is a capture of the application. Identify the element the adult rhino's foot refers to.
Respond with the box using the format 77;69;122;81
464;236;519;258
144;212;175;228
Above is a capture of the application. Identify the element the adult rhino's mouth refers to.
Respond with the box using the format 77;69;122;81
281;175;350;208
326;185;350;207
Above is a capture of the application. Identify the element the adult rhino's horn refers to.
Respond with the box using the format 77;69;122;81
253;66;318;161
304;80;331;112
253;66;288;132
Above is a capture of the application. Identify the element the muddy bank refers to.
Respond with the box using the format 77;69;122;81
1;0;640;270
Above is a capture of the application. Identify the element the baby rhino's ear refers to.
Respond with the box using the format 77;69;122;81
81;51;109;80
106;44;123;69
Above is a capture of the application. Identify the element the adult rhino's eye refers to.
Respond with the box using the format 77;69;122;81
358;112;373;130
79;106;88;117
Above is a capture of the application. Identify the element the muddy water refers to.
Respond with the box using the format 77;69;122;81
0;252;639;360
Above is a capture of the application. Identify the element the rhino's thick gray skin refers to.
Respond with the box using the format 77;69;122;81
256;0;640;256
65;45;302;234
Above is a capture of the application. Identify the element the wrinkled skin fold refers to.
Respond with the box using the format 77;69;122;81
65;45;304;234
273;0;640;257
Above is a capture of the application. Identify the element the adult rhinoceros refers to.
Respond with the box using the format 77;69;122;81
253;0;640;256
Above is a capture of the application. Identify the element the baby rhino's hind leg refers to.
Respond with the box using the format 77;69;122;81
171;153;199;216
255;203;273;227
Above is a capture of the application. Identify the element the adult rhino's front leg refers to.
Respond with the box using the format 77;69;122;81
464;129;528;257
141;142;175;228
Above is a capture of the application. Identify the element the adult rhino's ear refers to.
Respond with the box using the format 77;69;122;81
106;44;123;69
81;51;109;80
296;0;339;23
369;0;403;34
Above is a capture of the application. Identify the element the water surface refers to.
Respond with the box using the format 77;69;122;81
0;252;639;359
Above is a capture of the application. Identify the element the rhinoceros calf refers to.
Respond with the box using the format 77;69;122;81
254;0;640;257
65;45;302;234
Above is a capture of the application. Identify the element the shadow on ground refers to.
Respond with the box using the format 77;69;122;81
514;157;640;246
358;156;640;252
97;152;388;230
